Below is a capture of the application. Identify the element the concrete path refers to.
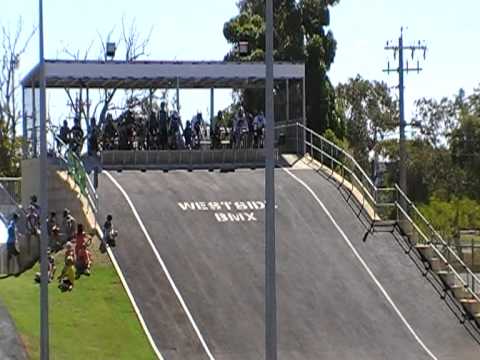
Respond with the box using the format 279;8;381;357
98;168;480;359
0;300;27;360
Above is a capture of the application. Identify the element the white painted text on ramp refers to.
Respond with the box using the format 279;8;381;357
177;201;275;223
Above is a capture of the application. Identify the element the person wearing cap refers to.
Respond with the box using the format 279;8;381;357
7;213;20;275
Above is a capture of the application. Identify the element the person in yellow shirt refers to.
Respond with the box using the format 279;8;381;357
58;256;76;291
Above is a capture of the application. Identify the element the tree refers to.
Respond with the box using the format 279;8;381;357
335;75;397;172
410;86;480;201
413;96;458;148
223;0;341;136
63;17;153;131
0;18;35;176
450;113;480;200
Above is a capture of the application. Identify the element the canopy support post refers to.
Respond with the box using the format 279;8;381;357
176;77;180;112
286;79;289;123
31;84;37;157
210;88;214;128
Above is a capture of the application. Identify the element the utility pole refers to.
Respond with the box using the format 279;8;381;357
383;28;427;196
265;0;277;359
38;0;49;359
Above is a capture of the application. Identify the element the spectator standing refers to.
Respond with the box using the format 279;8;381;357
30;195;41;216
58;120;70;152
62;209;77;244
26;205;40;255
184;121;193;150
247;112;255;147
70;117;84;156
158;102;169;150
169;111;182;149
102;113;117;150
47;212;61;250
88;117;99;155
211;111;223;149
147;111;158;150
234;109;247;148
253;112;265;148
136;116;147;150
192;112;204;149
6;213;20;275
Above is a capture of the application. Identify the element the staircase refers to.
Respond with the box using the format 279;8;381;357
287;121;480;329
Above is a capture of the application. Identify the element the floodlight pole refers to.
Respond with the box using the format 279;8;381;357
265;0;277;359
38;0;49;359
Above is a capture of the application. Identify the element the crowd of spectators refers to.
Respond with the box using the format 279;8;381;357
57;102;266;156
6;195;116;292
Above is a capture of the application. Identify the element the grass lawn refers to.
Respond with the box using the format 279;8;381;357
0;248;156;360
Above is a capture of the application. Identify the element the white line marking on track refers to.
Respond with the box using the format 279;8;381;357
97;227;164;360
283;168;438;360
105;171;215;360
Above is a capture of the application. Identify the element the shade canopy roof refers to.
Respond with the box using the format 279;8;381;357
22;60;305;89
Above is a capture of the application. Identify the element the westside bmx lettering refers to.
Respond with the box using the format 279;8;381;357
177;201;275;223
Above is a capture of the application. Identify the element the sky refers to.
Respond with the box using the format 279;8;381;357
1;0;479;130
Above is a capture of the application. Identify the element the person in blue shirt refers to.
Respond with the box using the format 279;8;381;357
7;213;20;274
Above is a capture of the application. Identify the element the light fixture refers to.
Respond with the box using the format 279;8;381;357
238;41;249;56
11;54;20;69
106;42;116;59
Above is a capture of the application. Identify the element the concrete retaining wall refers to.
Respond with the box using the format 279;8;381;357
0;160;97;275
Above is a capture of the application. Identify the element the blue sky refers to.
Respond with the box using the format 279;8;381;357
2;0;479;128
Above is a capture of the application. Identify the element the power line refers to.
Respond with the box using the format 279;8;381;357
383;27;427;196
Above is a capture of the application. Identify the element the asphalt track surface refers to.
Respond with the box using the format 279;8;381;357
98;168;480;359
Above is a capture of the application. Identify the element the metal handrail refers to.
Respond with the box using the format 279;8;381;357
396;203;480;303
280;121;480;304
297;122;377;190
395;184;480;296
0;178;22;205
47;127;98;214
